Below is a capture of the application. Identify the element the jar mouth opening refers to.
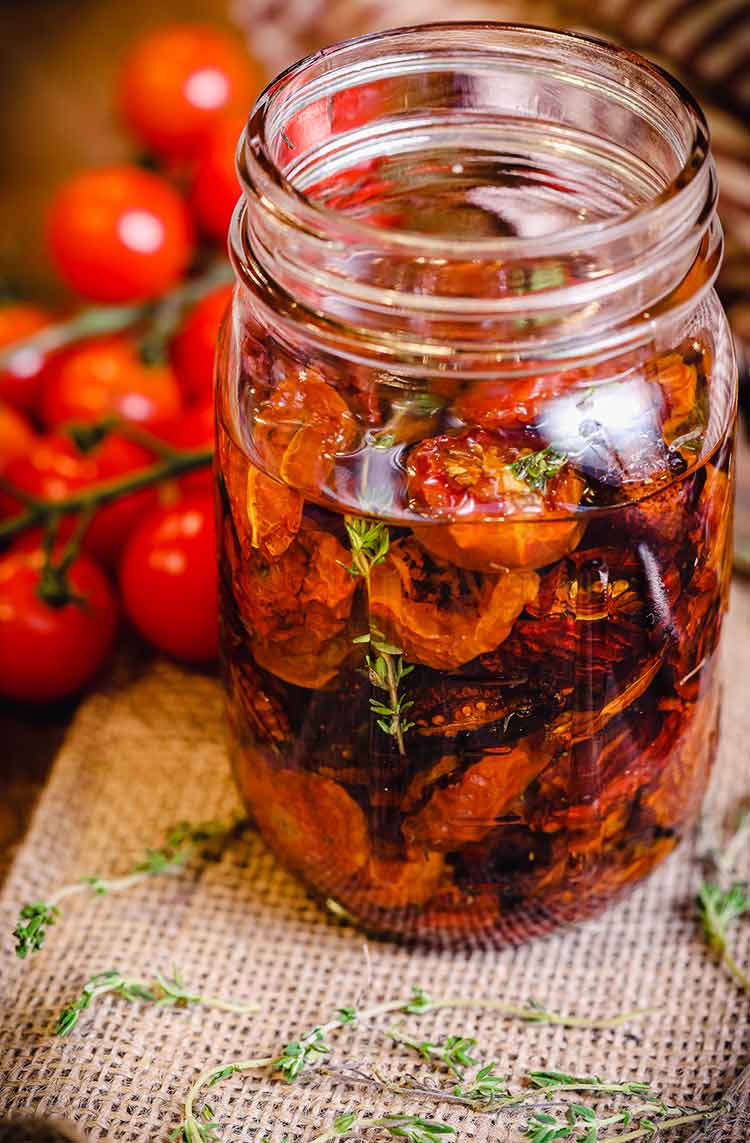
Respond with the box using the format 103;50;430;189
240;21;711;259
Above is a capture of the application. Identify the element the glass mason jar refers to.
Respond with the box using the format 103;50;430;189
216;24;736;946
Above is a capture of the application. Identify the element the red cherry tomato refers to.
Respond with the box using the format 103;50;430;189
189;114;245;243
118;25;258;160
47;166;193;303
0;545;117;703
0;403;35;470
41;337;182;428
0;303;53;415
170;284;232;402
152;402;214;494
2;432;158;568
119;493;218;662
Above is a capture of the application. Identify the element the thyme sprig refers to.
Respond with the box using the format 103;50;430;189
310;1114;455;1143
509;446;568;493
523;1101;721;1143
387;1031;479;1076
344;517;414;755
56;967;259;1036
173;986;652;1142
13;820;243;959
697;883;750;990
697;810;750;991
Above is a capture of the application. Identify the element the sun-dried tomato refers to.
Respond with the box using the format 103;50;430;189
621;471;697;546
253;360;357;490
652;352;699;444
369;537;538;669
402;734;557;850
236;750;369;886
352;851;446;911
234;522;357;687
665;465;731;699
455;825;568;898
406;428;585;570
525;699;668;843
453;372;575;430
639;687;719;827
226;658;291;746
221;428;303;560
485;548;675;718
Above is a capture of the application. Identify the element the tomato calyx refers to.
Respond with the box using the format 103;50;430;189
36;558;87;608
64;416;121;455
34;518;91;608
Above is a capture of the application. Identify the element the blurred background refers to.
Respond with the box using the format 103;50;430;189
0;0;747;869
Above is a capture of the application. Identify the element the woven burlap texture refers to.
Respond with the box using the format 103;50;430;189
1;586;749;1143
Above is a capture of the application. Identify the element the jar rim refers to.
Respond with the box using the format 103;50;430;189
240;21;712;260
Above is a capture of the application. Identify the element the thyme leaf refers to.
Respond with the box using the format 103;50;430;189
509;446;568;493
13;819;244;959
344;517;413;755
697;811;750;990
55;967;258;1036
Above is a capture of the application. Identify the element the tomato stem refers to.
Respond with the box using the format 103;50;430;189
0;445;213;543
0;260;233;371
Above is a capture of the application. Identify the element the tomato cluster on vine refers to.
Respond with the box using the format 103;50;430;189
0;23;264;703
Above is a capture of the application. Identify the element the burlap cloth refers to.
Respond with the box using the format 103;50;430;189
1;586;750;1143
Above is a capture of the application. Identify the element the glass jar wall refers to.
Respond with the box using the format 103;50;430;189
216;24;736;946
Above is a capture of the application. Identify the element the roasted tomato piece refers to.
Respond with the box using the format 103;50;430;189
254;362;357;491
453;372;574;430
621;470;697;546
665;465;731;699
579;834;678;901
411;685;512;738
693;464;733;590
353;851;446;911
219;421;302;559
234;522;357;687
226;658;291;747
454;825;568;898
639;688;719;828
402;735;557;851
220;426;303;560
406;429;585;570
486;548;676;720
236;752;369;885
650;351;700;446
525;699;668;842
369;537;538;670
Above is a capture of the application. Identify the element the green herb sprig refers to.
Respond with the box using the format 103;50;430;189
386;1031;479;1076
56;967;258;1036
13;819;243;959
697;882;750;990
509;446;568;493
697;810;750;991
310;1114;455;1143
344;517;413;755
172;986;653;1143
523;1102;720;1143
